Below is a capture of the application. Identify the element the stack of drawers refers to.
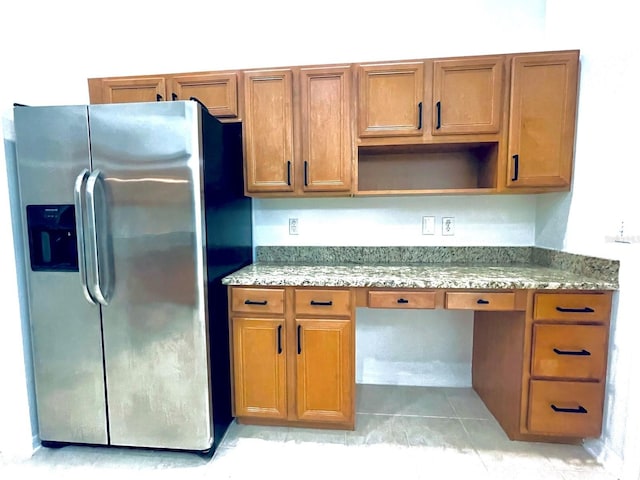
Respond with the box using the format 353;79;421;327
528;292;612;437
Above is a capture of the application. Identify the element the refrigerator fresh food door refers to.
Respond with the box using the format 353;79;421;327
13;105;108;445
87;102;212;450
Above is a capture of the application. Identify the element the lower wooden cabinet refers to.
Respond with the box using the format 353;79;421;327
232;317;287;419
295;318;352;423
229;286;355;429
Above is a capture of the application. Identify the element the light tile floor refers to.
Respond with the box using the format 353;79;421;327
0;385;616;479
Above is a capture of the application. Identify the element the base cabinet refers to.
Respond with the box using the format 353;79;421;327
229;286;355;429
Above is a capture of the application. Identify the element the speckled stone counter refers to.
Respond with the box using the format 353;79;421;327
221;247;619;290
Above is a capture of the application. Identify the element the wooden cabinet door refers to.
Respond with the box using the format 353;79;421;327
357;62;424;138
300;67;352;192
98;77;167;104
232;317;287;419
506;52;579;188
168;72;239;118
432;57;503;135
244;70;294;193
295;318;353;424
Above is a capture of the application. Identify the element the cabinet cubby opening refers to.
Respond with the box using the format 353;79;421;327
357;142;498;195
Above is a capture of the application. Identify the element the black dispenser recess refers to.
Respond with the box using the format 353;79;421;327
26;205;78;272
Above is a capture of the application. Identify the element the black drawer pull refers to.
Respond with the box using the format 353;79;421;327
310;300;333;306
511;154;519;181
297;325;302;354
277;325;283;354
551;404;588;414
477;299;490;304
556;306;595;313
553;348;591;356
435;101;441;129
287;161;292;186
418;102;423;130
397;298;409;304
244;299;268;306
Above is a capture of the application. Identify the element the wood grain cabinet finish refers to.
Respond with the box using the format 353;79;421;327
93;76;167;104
368;290;436;309
357;62;425;138
168;72;239;118
229;286;354;429
534;292;611;322
506;51;579;189
89;73;240;119
432;57;504;135
299;67;352;192
295;318;353;423
243;68;352;195
243;69;295;193
232;317;287;419
446;291;516;311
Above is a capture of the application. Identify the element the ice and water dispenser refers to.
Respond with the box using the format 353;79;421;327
26;205;78;272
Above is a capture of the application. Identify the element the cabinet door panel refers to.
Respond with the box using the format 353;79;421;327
244;70;294;192
433;57;503;135
358;62;424;137
507;52;578;188
232;317;287;419
295;318;353;424
300;67;352;192
169;72;238;118
100;77;166;103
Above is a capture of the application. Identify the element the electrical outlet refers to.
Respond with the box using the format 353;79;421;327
442;217;455;236
422;216;436;235
289;218;299;235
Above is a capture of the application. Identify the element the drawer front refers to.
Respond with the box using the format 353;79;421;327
446;292;515;311
368;290;436;309
231;287;285;315
534;293;611;322
532;324;607;380
528;380;604;438
295;289;351;317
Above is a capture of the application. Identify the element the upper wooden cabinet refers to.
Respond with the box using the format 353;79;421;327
88;49;580;197
357;62;425;138
432;57;504;135
93;77;167;104
243;69;295;194
88;71;240;119
243;67;352;195
299;67;352;192
505;52;579;189
168;72;238;118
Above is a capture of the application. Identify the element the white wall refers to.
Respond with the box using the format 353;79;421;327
537;2;640;478
2;2;635;478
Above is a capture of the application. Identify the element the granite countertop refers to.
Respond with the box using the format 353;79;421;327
221;247;619;290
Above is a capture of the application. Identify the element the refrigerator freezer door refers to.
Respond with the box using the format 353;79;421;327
14;106;108;445
88;102;212;450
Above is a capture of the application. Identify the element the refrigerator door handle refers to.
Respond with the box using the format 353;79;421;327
86;169;109;306
74;169;96;305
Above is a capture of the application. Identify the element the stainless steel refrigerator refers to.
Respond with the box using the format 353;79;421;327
13;100;251;452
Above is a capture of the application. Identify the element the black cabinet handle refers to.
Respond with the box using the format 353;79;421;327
435;101;441;129
171;93;178;101
418;102;423;130
511;154;519;181
477;299;490;304
244;299;268;306
553;348;591;356
287;161;292;186
551;404;588;414
156;94;163;102
397;298;409;304
556;306;595;313
304;161;309;187
310;300;333;306
277;325;283;354
297;325;302;354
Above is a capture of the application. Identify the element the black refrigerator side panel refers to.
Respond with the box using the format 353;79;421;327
201;110;252;447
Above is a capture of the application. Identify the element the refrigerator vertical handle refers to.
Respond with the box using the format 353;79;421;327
86;170;109;306
74;169;96;305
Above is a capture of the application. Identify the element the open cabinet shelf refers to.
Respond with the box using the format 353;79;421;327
356;142;499;196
